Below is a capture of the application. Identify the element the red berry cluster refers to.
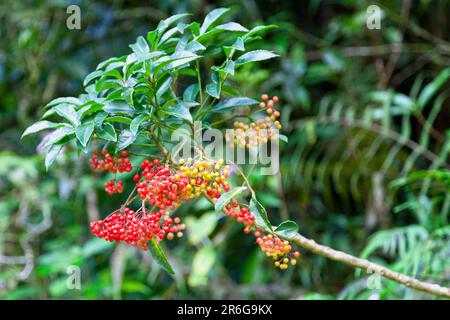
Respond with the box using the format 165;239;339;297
133;158;231;210
224;199;255;234
254;232;300;269
89;155;233;250
134;159;190;210
90;149;133;195
223;197;301;270
89;207;186;250
104;179;124;195
89;150;133;173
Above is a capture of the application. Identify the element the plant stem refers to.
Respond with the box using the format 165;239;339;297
225;160;256;198
196;61;203;105
287;231;450;299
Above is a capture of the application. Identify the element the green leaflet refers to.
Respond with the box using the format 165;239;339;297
249;197;273;233
274;221;299;239
235;50;279;66
215;186;247;211
21;121;60;139
148;239;174;274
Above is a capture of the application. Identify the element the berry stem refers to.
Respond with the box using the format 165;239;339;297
225;160;256;198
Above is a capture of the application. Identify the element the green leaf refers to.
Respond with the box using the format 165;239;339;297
122;87;134;107
165;102;196;123
79;102;104;119
185;212;218;245
155;51;201;74
84;70;103;86
206;72;221;99
43;125;75;149
279;134;288;143
129;36;149;60
157;13;191;34
213;60;235;76
41;108;56;119
235;50;279;66
159;25;184;45
45;143;65;171
43;124;75;152
215;22;248;32
183;84;199;102
224;37;245;57
200;8;230;35
21;121;60;139
194;29;221;43
53;104;80;127
221;84;241;96
103;101;134;114
175;35;189;51
96;56;125;70
105;116;132;124
206;82;221;99
75;121;95;147
249;197;273;233
274;220;299;239
243;24;278;41
212;96;258;112
147;30;158;47
417;67;450;109
130;114;149;135
185;41;206;52
148;239;174;274
101;68;122;80
156;76;173;99
188;246;216;287
232;37;245;50
116;129;137;150
46;97;81;108
94;112;108;127
215;186;247;211
96;123;117;142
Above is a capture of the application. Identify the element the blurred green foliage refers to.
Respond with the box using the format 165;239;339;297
0;0;449;299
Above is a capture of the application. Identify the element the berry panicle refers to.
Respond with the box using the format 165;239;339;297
88;151;300;270
89;149;133;195
223;198;301;270
135;158;231;210
228;94;282;148
89;149;133;173
89;207;186;250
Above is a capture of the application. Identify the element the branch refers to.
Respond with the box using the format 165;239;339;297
204;194;450;299
286;231;450;299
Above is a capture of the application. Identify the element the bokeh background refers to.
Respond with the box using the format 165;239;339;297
1;0;449;299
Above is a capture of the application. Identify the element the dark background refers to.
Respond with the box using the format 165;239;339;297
0;0;449;299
